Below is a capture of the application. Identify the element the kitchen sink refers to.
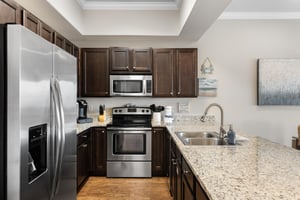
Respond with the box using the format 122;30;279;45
176;131;218;139
181;137;223;145
175;131;227;146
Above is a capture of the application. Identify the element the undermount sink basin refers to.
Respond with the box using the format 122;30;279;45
175;131;227;146
176;131;218;139
182;137;223;145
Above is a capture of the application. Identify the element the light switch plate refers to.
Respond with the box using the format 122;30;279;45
178;102;189;113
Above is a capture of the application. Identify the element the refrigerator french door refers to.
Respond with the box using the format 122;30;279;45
0;24;77;200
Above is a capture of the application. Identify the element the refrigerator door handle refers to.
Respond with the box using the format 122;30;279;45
53;78;65;196
50;77;63;200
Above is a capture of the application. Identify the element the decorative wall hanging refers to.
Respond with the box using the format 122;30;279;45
198;57;217;97
257;58;300;105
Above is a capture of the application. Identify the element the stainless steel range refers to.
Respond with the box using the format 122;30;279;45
107;106;152;177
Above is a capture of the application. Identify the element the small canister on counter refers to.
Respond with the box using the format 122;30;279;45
98;104;106;122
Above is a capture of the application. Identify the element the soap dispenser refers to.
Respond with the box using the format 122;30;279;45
227;124;236;145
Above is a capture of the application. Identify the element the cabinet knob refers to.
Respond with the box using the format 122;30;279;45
126;66;129;70
101;130;105;133
105;91;108;94
82;135;87;138
177;91;181;95
133;66;136;69
153;130;156;133
183;170;190;174
82;144;88;148
170;92;173;95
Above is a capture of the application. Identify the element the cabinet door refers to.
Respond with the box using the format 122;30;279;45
91;128;107;176
64;39;73;55
77;141;89;189
39;22;53;43
22;10;39;34
176;49;198;97
153;49;175;97
182;177;194;200
110;47;130;73
152;128;166;176
54;32;65;49
81;48;109;97
195;181;209;200
132;48;152;73
0;0;20;24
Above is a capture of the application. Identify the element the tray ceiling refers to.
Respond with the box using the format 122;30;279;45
76;0;182;10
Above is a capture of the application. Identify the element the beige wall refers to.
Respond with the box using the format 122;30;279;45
81;19;300;146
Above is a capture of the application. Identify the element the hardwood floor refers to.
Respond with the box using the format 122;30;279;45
77;177;172;200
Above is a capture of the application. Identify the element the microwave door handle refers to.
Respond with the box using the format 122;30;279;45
143;79;146;94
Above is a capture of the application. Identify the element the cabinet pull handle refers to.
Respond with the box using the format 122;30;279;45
172;159;177;165
183;170;190;174
177;91;180;95
101;130;105;133
82;144;88;148
133;66;136;69
82;135;87;138
126;66;129;70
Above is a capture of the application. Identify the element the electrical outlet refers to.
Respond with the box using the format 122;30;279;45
178;102;189;113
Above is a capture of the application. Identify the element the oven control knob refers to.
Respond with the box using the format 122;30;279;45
142;110;145;113
119;109;122;113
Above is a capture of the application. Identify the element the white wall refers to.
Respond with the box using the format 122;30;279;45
81;19;300;146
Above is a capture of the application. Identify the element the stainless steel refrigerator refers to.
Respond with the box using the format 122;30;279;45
0;24;77;200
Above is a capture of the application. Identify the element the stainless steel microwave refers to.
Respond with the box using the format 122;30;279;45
110;75;152;96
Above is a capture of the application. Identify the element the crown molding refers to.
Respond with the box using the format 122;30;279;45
219;12;300;20
76;0;181;10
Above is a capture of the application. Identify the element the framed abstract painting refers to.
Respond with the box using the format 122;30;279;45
257;58;300;105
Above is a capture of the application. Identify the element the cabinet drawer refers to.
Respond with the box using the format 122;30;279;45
182;158;194;193
77;130;89;146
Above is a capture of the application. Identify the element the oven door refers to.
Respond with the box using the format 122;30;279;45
107;127;151;161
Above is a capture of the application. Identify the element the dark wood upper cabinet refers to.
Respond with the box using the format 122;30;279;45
81;48;109;97
54;32;65;49
110;47;129;73
153;49;175;97
64;39;73;55
132;48;152;73
110;47;152;74
0;0;21;24
152;128;167;176
153;48;198;97
176;48;198;97
39;22;53;43
22;10;39;34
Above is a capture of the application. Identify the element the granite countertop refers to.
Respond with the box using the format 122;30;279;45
167;123;300;200
76;115;111;134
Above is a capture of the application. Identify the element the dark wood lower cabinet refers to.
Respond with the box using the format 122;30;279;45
182;177;194;200
152;127;167;176
77;129;90;191
195;181;209;200
90;127;107;176
168;131;209;200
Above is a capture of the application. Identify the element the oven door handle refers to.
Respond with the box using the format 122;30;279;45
107;127;152;131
